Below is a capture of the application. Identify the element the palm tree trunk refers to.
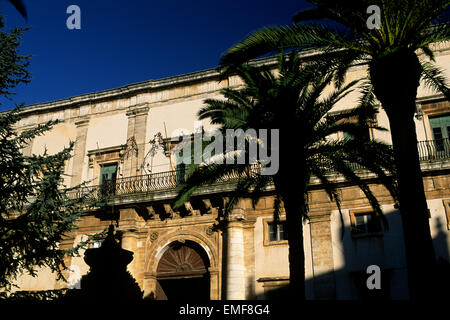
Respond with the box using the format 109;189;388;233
370;49;436;300
274;161;307;300
385;106;436;300
282;189;306;300
274;121;308;300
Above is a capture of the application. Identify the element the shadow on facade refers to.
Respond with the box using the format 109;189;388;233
255;209;450;300
6;210;448;301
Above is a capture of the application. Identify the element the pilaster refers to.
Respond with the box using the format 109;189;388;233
71;117;90;187
124;104;149;177
309;212;336;299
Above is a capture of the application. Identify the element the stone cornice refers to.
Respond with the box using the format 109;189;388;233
15;58;272;117
14;50;329;117
13;41;450;118
16;69;221;117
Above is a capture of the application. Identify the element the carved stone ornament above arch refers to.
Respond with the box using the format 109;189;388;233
156;240;210;280
145;229;218;275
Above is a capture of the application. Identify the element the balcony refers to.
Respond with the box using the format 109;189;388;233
68;165;262;201
417;138;450;161
68;139;450;201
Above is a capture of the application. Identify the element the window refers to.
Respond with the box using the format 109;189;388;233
99;163;117;196
268;222;287;241
350;210;382;237
100;163;117;184
264;218;288;245
429;114;450;152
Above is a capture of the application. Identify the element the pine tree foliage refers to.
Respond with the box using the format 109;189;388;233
0;14;96;292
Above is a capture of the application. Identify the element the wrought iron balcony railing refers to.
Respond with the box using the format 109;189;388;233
417;138;450;161
68;165;261;200
68;139;450;200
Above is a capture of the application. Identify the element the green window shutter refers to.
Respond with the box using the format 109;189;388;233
99;163;117;185
430;115;450;140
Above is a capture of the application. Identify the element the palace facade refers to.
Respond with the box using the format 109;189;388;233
10;42;450;300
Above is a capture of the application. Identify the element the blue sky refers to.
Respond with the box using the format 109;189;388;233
0;0;308;110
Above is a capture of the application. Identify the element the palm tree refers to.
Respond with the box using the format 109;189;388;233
219;0;450;300
7;0;26;19
0;1;27;28
174;51;398;299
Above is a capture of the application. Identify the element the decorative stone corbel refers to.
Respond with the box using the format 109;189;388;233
146;205;157;220
184;201;200;216
202;198;218;215
163;203;180;219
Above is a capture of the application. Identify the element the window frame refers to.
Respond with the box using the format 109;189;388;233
97;161;119;197
349;209;383;238
418;98;450;141
263;217;288;246
99;162;118;185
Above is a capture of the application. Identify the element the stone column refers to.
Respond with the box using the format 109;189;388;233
124;104;149;177
224;202;247;300
71;117;90;187
309;212;336;299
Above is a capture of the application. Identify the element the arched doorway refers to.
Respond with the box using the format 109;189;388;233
156;240;210;300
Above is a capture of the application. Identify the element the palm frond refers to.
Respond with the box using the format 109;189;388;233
420;45;436;61
309;162;345;237
173;162;248;209
220;24;367;68
325;153;389;231
225;173;272;217
420;60;450;100
8;0;27;20
199;99;250;128
340;139;399;205
414;21;450;48
272;193;283;223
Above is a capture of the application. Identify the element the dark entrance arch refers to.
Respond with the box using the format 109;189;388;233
156;240;210;300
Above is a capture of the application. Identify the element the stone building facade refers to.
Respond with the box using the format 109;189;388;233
10;42;450;300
